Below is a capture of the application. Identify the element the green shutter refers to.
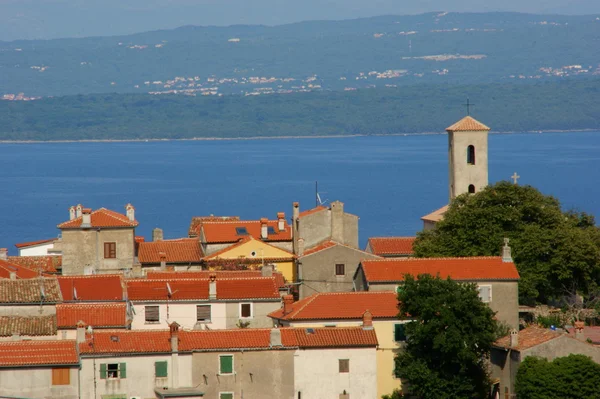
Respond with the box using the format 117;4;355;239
100;363;107;379
119;363;127;378
394;324;406;342
155;361;168;378
220;393;234;399
220;355;233;374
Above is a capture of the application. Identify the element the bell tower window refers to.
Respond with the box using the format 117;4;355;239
468;184;476;194
467;145;475;165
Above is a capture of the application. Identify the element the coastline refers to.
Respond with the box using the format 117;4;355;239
0;128;597;144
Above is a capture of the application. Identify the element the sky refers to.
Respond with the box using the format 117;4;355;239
1;0;599;41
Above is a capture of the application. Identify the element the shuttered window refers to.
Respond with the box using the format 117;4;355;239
394;324;406;342
240;303;252;318
100;363;126;379
104;242;116;259
219;355;234;374
220;394;234;399
155;361;168;378
145;306;160;323
478;285;492;303
52;368;70;385
335;263;345;276
339;359;349;373
197;305;211;322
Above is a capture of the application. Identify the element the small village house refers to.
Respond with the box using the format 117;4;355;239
365;237;415;258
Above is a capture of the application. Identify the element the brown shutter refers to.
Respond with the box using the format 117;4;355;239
52;368;70;385
339;359;349;373
145;306;159;322
197;305;211;321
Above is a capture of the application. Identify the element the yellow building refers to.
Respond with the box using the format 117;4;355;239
202;236;296;282
268;291;406;397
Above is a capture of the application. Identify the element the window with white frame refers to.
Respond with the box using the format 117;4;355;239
239;303;252;318
219;393;234;399
478;285;492;303
219;355;234;375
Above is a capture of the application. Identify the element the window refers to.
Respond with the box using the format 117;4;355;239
478;285;492;303
335;263;345;276
100;363;126;379
220;393;234;399
235;227;248;236
197;305;211;322
145;305;160;323
468;184;476;194
339;359;349;373
219;355;234;374
394;323;407;342
52;368;70;385
104;242;116;259
155;361;168;378
240;303;252;318
467;145;476;165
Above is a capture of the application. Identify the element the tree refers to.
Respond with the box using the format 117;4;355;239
394;274;498;399
515;354;600;399
414;181;600;304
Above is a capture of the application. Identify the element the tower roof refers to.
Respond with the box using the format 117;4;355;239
446;116;490;132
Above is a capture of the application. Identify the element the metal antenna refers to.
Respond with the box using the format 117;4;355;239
463;98;474;116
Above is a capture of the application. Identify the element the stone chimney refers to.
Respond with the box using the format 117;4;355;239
509;329;519;348
170;322;180;352
153;228;164;242
76;204;83;218
574;320;585;341
125;204;135;222
292;202;300;222
260;218;269;240
362;310;373;330
262;264;273;277
170;321;180;388
159;252;167;270
69;206;76;220
81;209;92;228
277;212;286;231
9;271;16;280
209;273;217;300
292;202;300;255
330;201;345;244
297;238;305;257
11;332;20;341
0;248;7;260
270;328;283;347
283;294;294;315
76;321;86;344
502;238;513;262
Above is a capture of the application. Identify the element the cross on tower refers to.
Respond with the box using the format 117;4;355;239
511;172;520;185
463;98;474;116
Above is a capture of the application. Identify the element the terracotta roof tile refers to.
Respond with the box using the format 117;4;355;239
0;259;39;279
285;327;378;348
79;330;171;354
14;238;56;249
494;326;562;351
0;340;78;366
216;278;282;300
201;220;292;243
58;275;124;301
0;278;62;303
360;257;520;283
566;326;600;344
269;291;399;321
0;315;57;337
56;303;128;329
188;216;240;237
446;116;491;132
146;270;286;288
302;240;338;256
421;205;449;222
298;206;327;218
367;237;415;256
138;238;203;264
58;208;138;229
7;256;61;273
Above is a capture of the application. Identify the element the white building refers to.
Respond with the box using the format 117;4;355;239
14;238;57;256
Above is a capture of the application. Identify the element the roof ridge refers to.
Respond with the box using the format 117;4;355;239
369;236;416;240
364;256;503;262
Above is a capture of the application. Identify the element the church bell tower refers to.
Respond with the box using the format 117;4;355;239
446;115;490;200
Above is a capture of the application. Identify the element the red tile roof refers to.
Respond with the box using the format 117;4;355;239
201;220;292;243
0;278;62;303
79;330;171;354
360;257;520;283
566;326;600;344
446;116;491;132
285;327;378;348
138;238;203;264
188;216;240;237
58;275;124;301
0;340;78;366
56;303;128;329
494;326;562;351
14;238;56;249
298;206;327;218
367;237;415;256
0;315;57;337
269;291;399;321
0;259;39;279
7;255;62;273
58;208;138;229
146;270;286;288
302;240;337;256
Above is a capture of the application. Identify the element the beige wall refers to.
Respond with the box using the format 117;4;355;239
0;366;78;399
448;130;489;200
224;301;281;329
59;228;135;275
192;350;295;399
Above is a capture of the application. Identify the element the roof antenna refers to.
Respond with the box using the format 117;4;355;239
315;181;327;207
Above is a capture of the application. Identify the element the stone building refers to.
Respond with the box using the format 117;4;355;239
55;204;138;275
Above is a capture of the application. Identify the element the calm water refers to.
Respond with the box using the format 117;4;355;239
1;132;599;255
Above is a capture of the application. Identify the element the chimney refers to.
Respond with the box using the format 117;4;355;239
209;273;217;300
125;204;135;222
277;212;286;231
0;248;7;260
362;310;374;330
292;202;300;221
170;322;180;352
270;328;283;347
330;201;345;244
153;228;164;242
297;238;305;257
69;206;76;220
9;271;16;280
262;264;273;277
81;208;92;228
283;294;294;315
11;332;20;341
574;320;585;341
509;329;519;348
170;321;180;389
76;321;86;344
260;218;268;239
502;238;513;262
159;252;167;270
76;204;83;218
292;202;300;255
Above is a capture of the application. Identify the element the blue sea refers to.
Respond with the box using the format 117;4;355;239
1;132;599;255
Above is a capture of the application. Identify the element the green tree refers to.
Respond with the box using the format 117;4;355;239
413;181;600;304
394;274;498;399
515;354;600;399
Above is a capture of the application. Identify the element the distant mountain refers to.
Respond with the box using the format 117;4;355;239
1;12;599;98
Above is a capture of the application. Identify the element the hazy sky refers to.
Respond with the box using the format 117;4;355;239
1;0;599;41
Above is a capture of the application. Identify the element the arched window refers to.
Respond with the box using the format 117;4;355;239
467;145;475;165
468;184;476;194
